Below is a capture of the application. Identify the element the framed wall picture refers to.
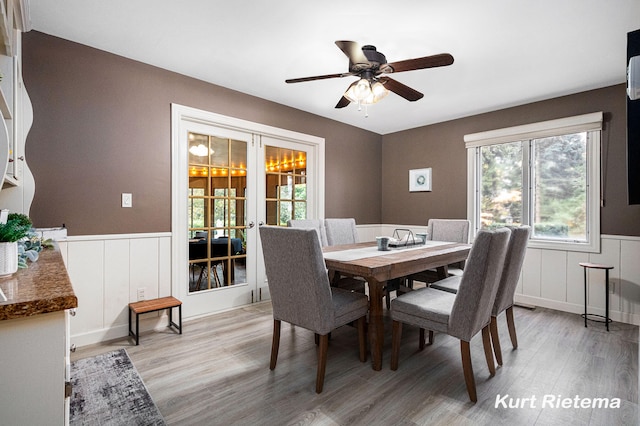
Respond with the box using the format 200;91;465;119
409;168;432;192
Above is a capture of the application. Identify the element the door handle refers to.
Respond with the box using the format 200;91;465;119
246;221;255;229
258;221;264;226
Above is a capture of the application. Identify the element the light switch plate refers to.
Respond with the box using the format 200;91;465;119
122;193;132;208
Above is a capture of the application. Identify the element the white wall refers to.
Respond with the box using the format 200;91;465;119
63;228;640;348
59;233;171;348
517;235;640;324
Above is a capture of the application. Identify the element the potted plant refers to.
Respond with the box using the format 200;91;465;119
0;213;32;276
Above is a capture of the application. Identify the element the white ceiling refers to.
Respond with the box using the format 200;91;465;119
28;1;640;135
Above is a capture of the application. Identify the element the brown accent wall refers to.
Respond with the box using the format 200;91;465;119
21;31;640;237
381;85;640;236
22;32;382;235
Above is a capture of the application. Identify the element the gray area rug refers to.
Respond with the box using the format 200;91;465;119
70;349;165;425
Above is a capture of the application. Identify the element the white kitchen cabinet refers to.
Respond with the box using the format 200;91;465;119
0;0;33;215
0;247;78;425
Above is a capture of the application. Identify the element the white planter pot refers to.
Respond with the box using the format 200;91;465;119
0;241;18;277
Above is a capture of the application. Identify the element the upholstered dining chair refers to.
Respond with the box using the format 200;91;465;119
287;219;328;247
390;228;511;402
385;219;471;308
324;218;360;246
431;226;531;366
410;218;470;280
322;218;366;293
259;226;368;393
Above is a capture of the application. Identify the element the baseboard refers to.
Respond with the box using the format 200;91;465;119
515;294;640;325
71;313;173;347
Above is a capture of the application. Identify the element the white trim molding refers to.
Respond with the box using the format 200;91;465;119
465;112;603;253
464;112;603;148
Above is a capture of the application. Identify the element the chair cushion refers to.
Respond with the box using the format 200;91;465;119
331;287;369;328
390;287;456;334
430;275;461;294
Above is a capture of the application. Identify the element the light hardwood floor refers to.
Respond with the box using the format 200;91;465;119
72;303;638;425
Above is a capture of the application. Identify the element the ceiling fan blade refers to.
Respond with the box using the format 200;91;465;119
335;96;351;109
378;77;424;101
335;40;371;67
285;72;353;83
386;53;454;73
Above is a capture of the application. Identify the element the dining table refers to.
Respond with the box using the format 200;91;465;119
323;240;471;371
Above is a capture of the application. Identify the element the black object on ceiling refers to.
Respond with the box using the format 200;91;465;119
285;41;454;108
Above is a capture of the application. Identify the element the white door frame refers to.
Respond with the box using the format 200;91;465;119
171;104;325;319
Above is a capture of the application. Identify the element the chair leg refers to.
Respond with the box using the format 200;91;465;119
357;316;367;363
316;334;329;393
270;320;281;370
505;306;518;349
489;316;503;366
385;290;391;310
390;320;402;371
460;340;477;403
419;328;434;350
481;325;496;376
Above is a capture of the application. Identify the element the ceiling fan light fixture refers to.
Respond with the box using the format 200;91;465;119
368;81;389;103
344;78;372;102
344;78;389;105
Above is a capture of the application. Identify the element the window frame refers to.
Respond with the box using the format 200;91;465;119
465;112;602;253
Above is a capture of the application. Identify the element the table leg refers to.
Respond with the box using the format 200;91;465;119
436;265;449;280
367;277;385;371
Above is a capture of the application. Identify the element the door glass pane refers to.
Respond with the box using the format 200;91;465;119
479;142;523;229
188;132;247;292
532;133;587;241
265;146;307;226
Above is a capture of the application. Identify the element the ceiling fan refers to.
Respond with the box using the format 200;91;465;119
285;41;454;109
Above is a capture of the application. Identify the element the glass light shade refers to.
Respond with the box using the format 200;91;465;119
366;81;390;104
344;79;389;105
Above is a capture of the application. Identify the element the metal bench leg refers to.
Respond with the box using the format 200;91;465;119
135;312;140;345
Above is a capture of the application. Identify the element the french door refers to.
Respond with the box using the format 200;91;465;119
171;105;324;318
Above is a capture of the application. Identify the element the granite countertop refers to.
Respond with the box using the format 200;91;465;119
0;245;77;320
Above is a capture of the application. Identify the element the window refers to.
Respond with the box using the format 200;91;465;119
265;146;307;226
466;112;602;252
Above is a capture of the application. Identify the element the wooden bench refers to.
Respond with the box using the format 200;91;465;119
128;296;182;345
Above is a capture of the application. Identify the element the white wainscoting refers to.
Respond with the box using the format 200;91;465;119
63;229;640;348
59;233;172;347
361;225;640;326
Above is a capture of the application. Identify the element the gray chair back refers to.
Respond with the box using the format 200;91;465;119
492;226;531;316
325;218;359;246
427;219;470;243
287;219;328;247
448;228;510;341
259;226;334;334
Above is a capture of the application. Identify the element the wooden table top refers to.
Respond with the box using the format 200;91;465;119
323;241;471;283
